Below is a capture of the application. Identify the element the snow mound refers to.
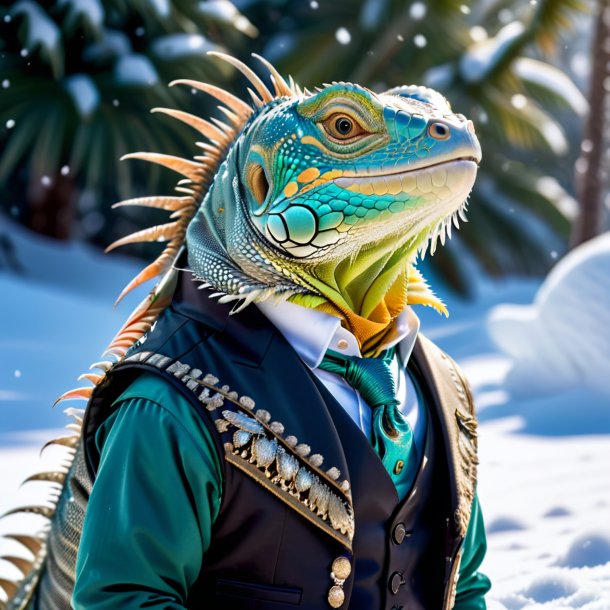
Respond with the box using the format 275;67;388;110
560;532;610;568
544;506;572;518
522;570;579;602
487;233;610;397
487;516;528;533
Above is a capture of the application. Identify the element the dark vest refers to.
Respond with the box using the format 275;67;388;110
83;272;479;610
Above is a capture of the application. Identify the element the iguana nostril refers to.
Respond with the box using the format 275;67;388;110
428;122;450;140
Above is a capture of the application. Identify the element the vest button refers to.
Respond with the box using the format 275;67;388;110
392;522;408;545
389;571;405;595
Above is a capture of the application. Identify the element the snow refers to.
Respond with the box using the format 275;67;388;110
151;34;215;60
83;30;131;62
513;58;589;117
336;27;351;45
114;54;159;86
488;233;610;396
11;1;62;64
57;0;105;34
461;21;525;83
1;222;610;609
197;1;258;37
64;74;100;118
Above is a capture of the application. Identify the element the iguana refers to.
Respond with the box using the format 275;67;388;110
0;53;480;610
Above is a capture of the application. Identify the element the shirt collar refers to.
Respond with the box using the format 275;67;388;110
256;298;420;368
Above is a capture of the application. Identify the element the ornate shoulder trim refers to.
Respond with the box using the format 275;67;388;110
439;351;479;537
123;351;355;550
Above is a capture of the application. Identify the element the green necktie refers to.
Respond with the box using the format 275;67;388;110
319;347;413;473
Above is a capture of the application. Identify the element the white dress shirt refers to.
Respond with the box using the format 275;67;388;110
256;299;427;458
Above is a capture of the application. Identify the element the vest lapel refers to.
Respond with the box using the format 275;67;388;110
409;334;478;538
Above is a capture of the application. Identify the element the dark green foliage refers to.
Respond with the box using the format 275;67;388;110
0;0;255;244
0;0;590;292
242;0;589;292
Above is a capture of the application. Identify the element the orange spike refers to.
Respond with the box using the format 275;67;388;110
247;88;264;107
288;75;304;97
217;105;240;125
0;577;18;597
77;373;103;385
2;505;54;519
207;51;274;103
41;435;79;451
114;249;180;305
252;53;293;96
115;266;163;305
210;117;234;135
4;535;44;556
89;360;113;373
53;387;93;405
105;222;181;252
24;470;67;485
121;153;203;182
151;108;228;143
0;556;32;576
175;186;197;196
169;79;253;117
195;141;221;157
112;195;193;213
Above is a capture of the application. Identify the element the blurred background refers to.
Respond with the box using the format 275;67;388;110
0;0;607;286
1;1;610;609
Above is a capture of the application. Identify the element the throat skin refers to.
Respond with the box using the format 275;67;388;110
288;237;429;356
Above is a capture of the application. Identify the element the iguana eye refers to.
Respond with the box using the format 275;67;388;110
428;122;451;140
336;117;353;135
323;113;366;141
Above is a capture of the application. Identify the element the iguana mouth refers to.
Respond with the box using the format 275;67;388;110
333;158;478;196
338;157;480;181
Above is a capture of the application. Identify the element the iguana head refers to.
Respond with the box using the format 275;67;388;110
185;57;480;343
109;54;480;357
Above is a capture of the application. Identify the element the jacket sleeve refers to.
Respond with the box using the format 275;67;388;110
454;494;492;610
73;377;223;609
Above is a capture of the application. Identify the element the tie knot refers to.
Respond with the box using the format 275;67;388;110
321;350;398;410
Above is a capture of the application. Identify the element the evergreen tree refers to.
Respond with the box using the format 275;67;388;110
242;0;590;291
0;0;256;244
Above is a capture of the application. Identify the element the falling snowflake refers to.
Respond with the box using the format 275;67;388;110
414;34;427;48
336;28;351;45
41;176;52;187
14;370;21;378
1;79;9;89
581;139;593;153
61;165;70;176
6;119;15;129
409;2;426;20
310;0;319;8
511;94;527;110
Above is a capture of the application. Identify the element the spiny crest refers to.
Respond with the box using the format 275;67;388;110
0;53;301;608
0;408;83;608
97;52;302;363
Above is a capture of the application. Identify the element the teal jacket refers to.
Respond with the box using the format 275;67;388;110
73;373;490;609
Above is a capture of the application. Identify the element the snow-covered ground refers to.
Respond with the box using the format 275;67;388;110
1;220;609;609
